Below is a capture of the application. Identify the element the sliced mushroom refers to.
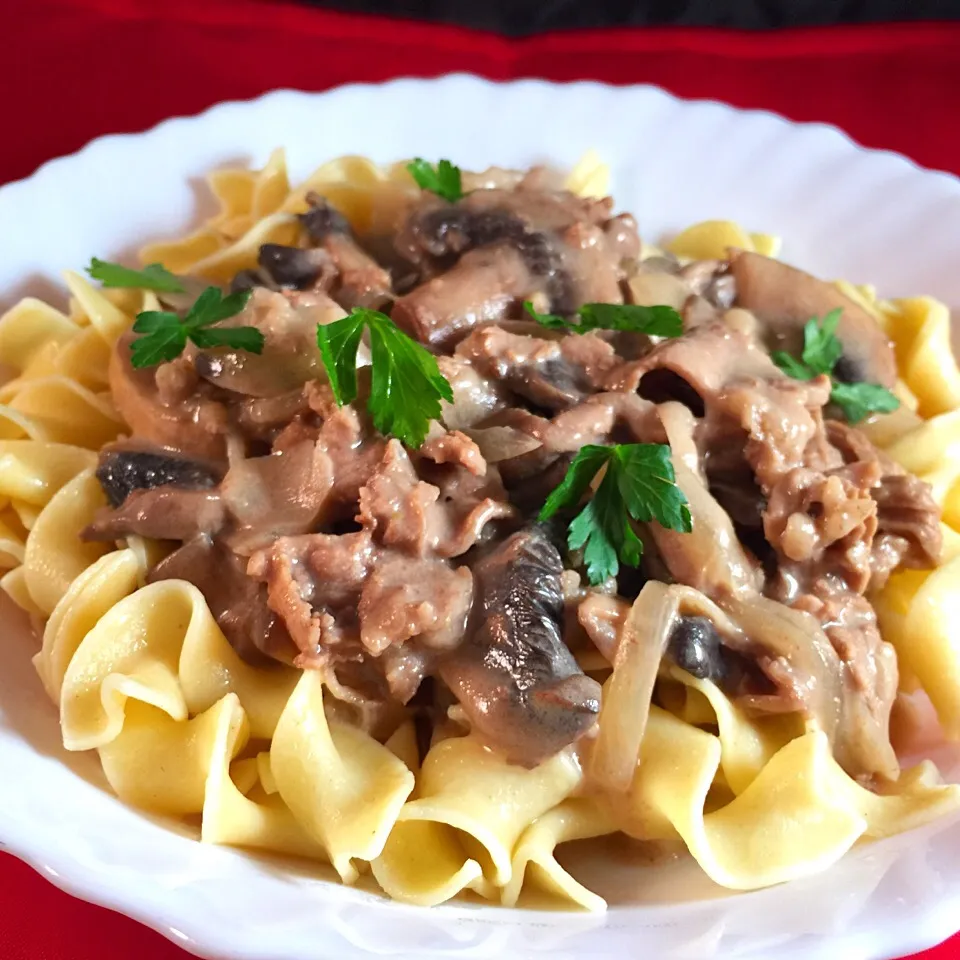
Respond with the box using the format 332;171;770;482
666;615;729;684
257;243;331;289
95;444;223;507
438;527;601;766
729;250;896;388
109;334;229;459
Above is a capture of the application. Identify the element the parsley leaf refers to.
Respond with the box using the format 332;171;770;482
524;300;683;338
316;308;454;448
830;381;901;424
771;308;900;423
87;257;185;293
128;287;262;369
770;350;816;381
406;158;463;203
800;308;844;375
540;443;691;585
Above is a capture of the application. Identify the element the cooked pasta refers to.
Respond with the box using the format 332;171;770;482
3;148;960;913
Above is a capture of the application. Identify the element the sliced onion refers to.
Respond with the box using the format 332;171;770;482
589;581;679;794
461;426;542;463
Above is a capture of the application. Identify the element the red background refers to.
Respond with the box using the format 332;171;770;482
2;1;959;957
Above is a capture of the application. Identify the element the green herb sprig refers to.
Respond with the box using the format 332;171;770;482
129;288;263;368
406;158;463;203
771;308;899;423
524;300;683;338
316;308;454;448
540;443;692;585
87;258;185;293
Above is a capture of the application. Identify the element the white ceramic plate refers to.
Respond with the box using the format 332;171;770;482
1;76;960;960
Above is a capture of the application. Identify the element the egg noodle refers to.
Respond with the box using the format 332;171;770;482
1;150;959;910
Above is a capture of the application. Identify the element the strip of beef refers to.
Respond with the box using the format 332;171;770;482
439;527;601;767
827;420;941;581
247;530;376;663
358;439;514;559
149;535;297;665
358;555;473;656
110;335;230;459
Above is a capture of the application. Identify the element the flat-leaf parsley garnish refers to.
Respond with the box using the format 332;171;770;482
406;158;463;203
129;287;263;369
87;258;185;293
771;307;899;423
540;443;692;585
524;300;683;338
316;308;454;449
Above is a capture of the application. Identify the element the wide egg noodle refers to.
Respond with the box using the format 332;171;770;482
59;580;194;750
177;594;298;740
98;694;250;816
874;557;960;738
563;149;610;200
500;798;616;912
201;691;329;862
372;722;495;907
661;666;804;795
0;440;96;508
0;297;79;373
269;669;415;883
62;271;134;346
35;547;143;702
0;510;27;569
5;376;122;448
389;734;582;892
22;467;109;615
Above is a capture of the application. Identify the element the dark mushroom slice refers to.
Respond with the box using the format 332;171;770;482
666;615;730;684
438;527;601;766
95;445;224;508
299;193;392;308
257;244;331;290
149;535;298;666
729;250;897;388
299;194;352;242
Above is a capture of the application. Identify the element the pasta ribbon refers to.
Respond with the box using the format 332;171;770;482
501;799;615;911
271;669;415;882
202;692;329;861
99;695;249;816
0;297;78;373
36;548;143;702
23;468;108;615
392;735;582;888
874;559;960;738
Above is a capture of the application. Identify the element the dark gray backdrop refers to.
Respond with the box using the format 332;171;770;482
303;0;959;33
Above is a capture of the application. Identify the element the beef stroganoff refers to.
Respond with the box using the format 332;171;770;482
3;149;960;909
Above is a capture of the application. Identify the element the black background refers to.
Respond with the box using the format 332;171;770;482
304;0;960;33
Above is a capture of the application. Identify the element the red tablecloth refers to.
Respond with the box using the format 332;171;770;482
2;2;960;958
